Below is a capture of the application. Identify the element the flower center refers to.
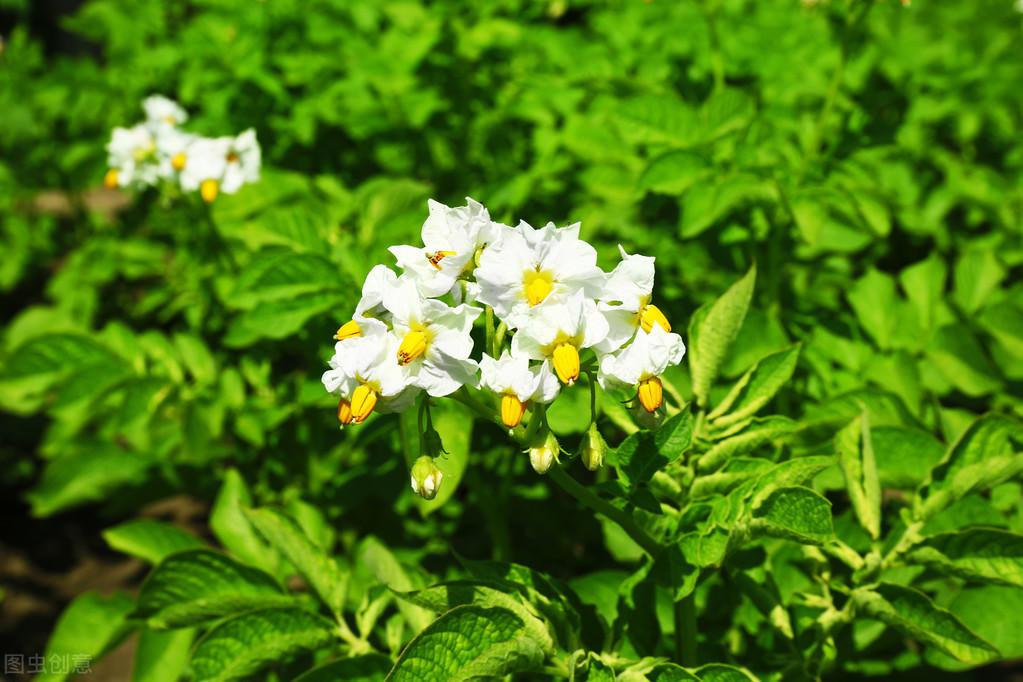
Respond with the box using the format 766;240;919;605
397;329;430;365
334;320;362;341
426;250;457;270
350;384;378;423
500;393;527;428
639;303;671;333
104;169;119;189
226;151;240;163
200;179;219;203
637;376;663;413
171;153;187;171
523;271;554;307
551;342;580;385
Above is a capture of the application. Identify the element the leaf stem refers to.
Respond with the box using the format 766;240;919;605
546;464;662;557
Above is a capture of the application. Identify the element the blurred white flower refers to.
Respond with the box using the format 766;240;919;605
597;325;685;413
475;220;606;328
178;130;260;202
143;95;188;127
105;124;159;189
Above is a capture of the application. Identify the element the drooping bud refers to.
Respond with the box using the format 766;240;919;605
639;303;671;333
500;393;527;428
200;178;220;203
637;376;663;413
103;169;120;189
350;384;378;423
397;329;429;366
551;342;580;385
579;422;607;471
337;398;353;426
528;430;559;475
334;320;362;341
410;456;444;500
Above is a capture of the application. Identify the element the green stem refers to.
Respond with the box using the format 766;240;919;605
674;593;698;666
485;307;495;358
547;465;662;557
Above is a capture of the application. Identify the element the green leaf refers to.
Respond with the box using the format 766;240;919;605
417;401;473;513
907;528;1023;588
748;455;836;507
650;664;701;680
871;426;945;489
191;607;335;682
386;605;546;681
37;592;134;682
953;248;1005;314
835;414;881;539
688;265;756;408
104;519;205;564
847;268;898;350
173;333;217;385
132;628;195;682
610;410;693;486
639;150;710;196
708;344;800;427
697;416;797;473
245;507;348;615
133;550;292;628
680;175;776;239
751;486;834;545
224;290;346;347
294;655;394;682
899;254;946;332
925;324;1001;397
693;663;760;681
357;536;433;633
918;414;1020;518
28;448;153;517
586;657;617;682
614;94;699;146
210;469;278;569
932;585;1023;667
854;583;999;664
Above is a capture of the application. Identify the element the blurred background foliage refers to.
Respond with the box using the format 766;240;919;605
0;0;1021;678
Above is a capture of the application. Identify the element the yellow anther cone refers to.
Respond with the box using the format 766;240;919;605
640;304;671;333
200;179;220;203
334;320;362;341
350;385;378;423
524;273;554;307
552;343;580;385
500;394;527;428
171;153;187;171
337;398;354;425
397;330;428;365
637;376;663;413
103;169;119;189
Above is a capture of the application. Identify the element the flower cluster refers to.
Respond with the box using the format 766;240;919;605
322;199;685;495
103;96;261;203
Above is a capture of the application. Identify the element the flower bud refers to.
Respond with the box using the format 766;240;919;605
410;456;444;500
528;431;559;475
579;422;607;471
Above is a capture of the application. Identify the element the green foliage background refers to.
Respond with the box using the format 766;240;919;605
1;0;1021;680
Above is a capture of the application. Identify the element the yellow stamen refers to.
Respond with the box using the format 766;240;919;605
426;250;457;270
200;179;219;203
226;151;239;163
103;169;119;189
639;303;671;333
337;398;353;425
350;384;378;423
523;271;554;307
500;394;527;428
637;376;663;413
334;320;362;341
552;343;580;385
171;153;187;171
164;115;177;125
397;330;429;365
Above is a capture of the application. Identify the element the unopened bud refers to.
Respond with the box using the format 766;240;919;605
528;431;559;475
579;422;607;471
410;456;443;500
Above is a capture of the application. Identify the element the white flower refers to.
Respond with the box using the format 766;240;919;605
143;95;188;127
389;198;499;299
597;325;686;413
474;220;606;328
379;277;483;397
178;130;260;202
105;124;160;189
598;245;672;353
511;290;609;385
221;129;261;194
479;352;560;427
154;126;197;179
322;322;418;424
